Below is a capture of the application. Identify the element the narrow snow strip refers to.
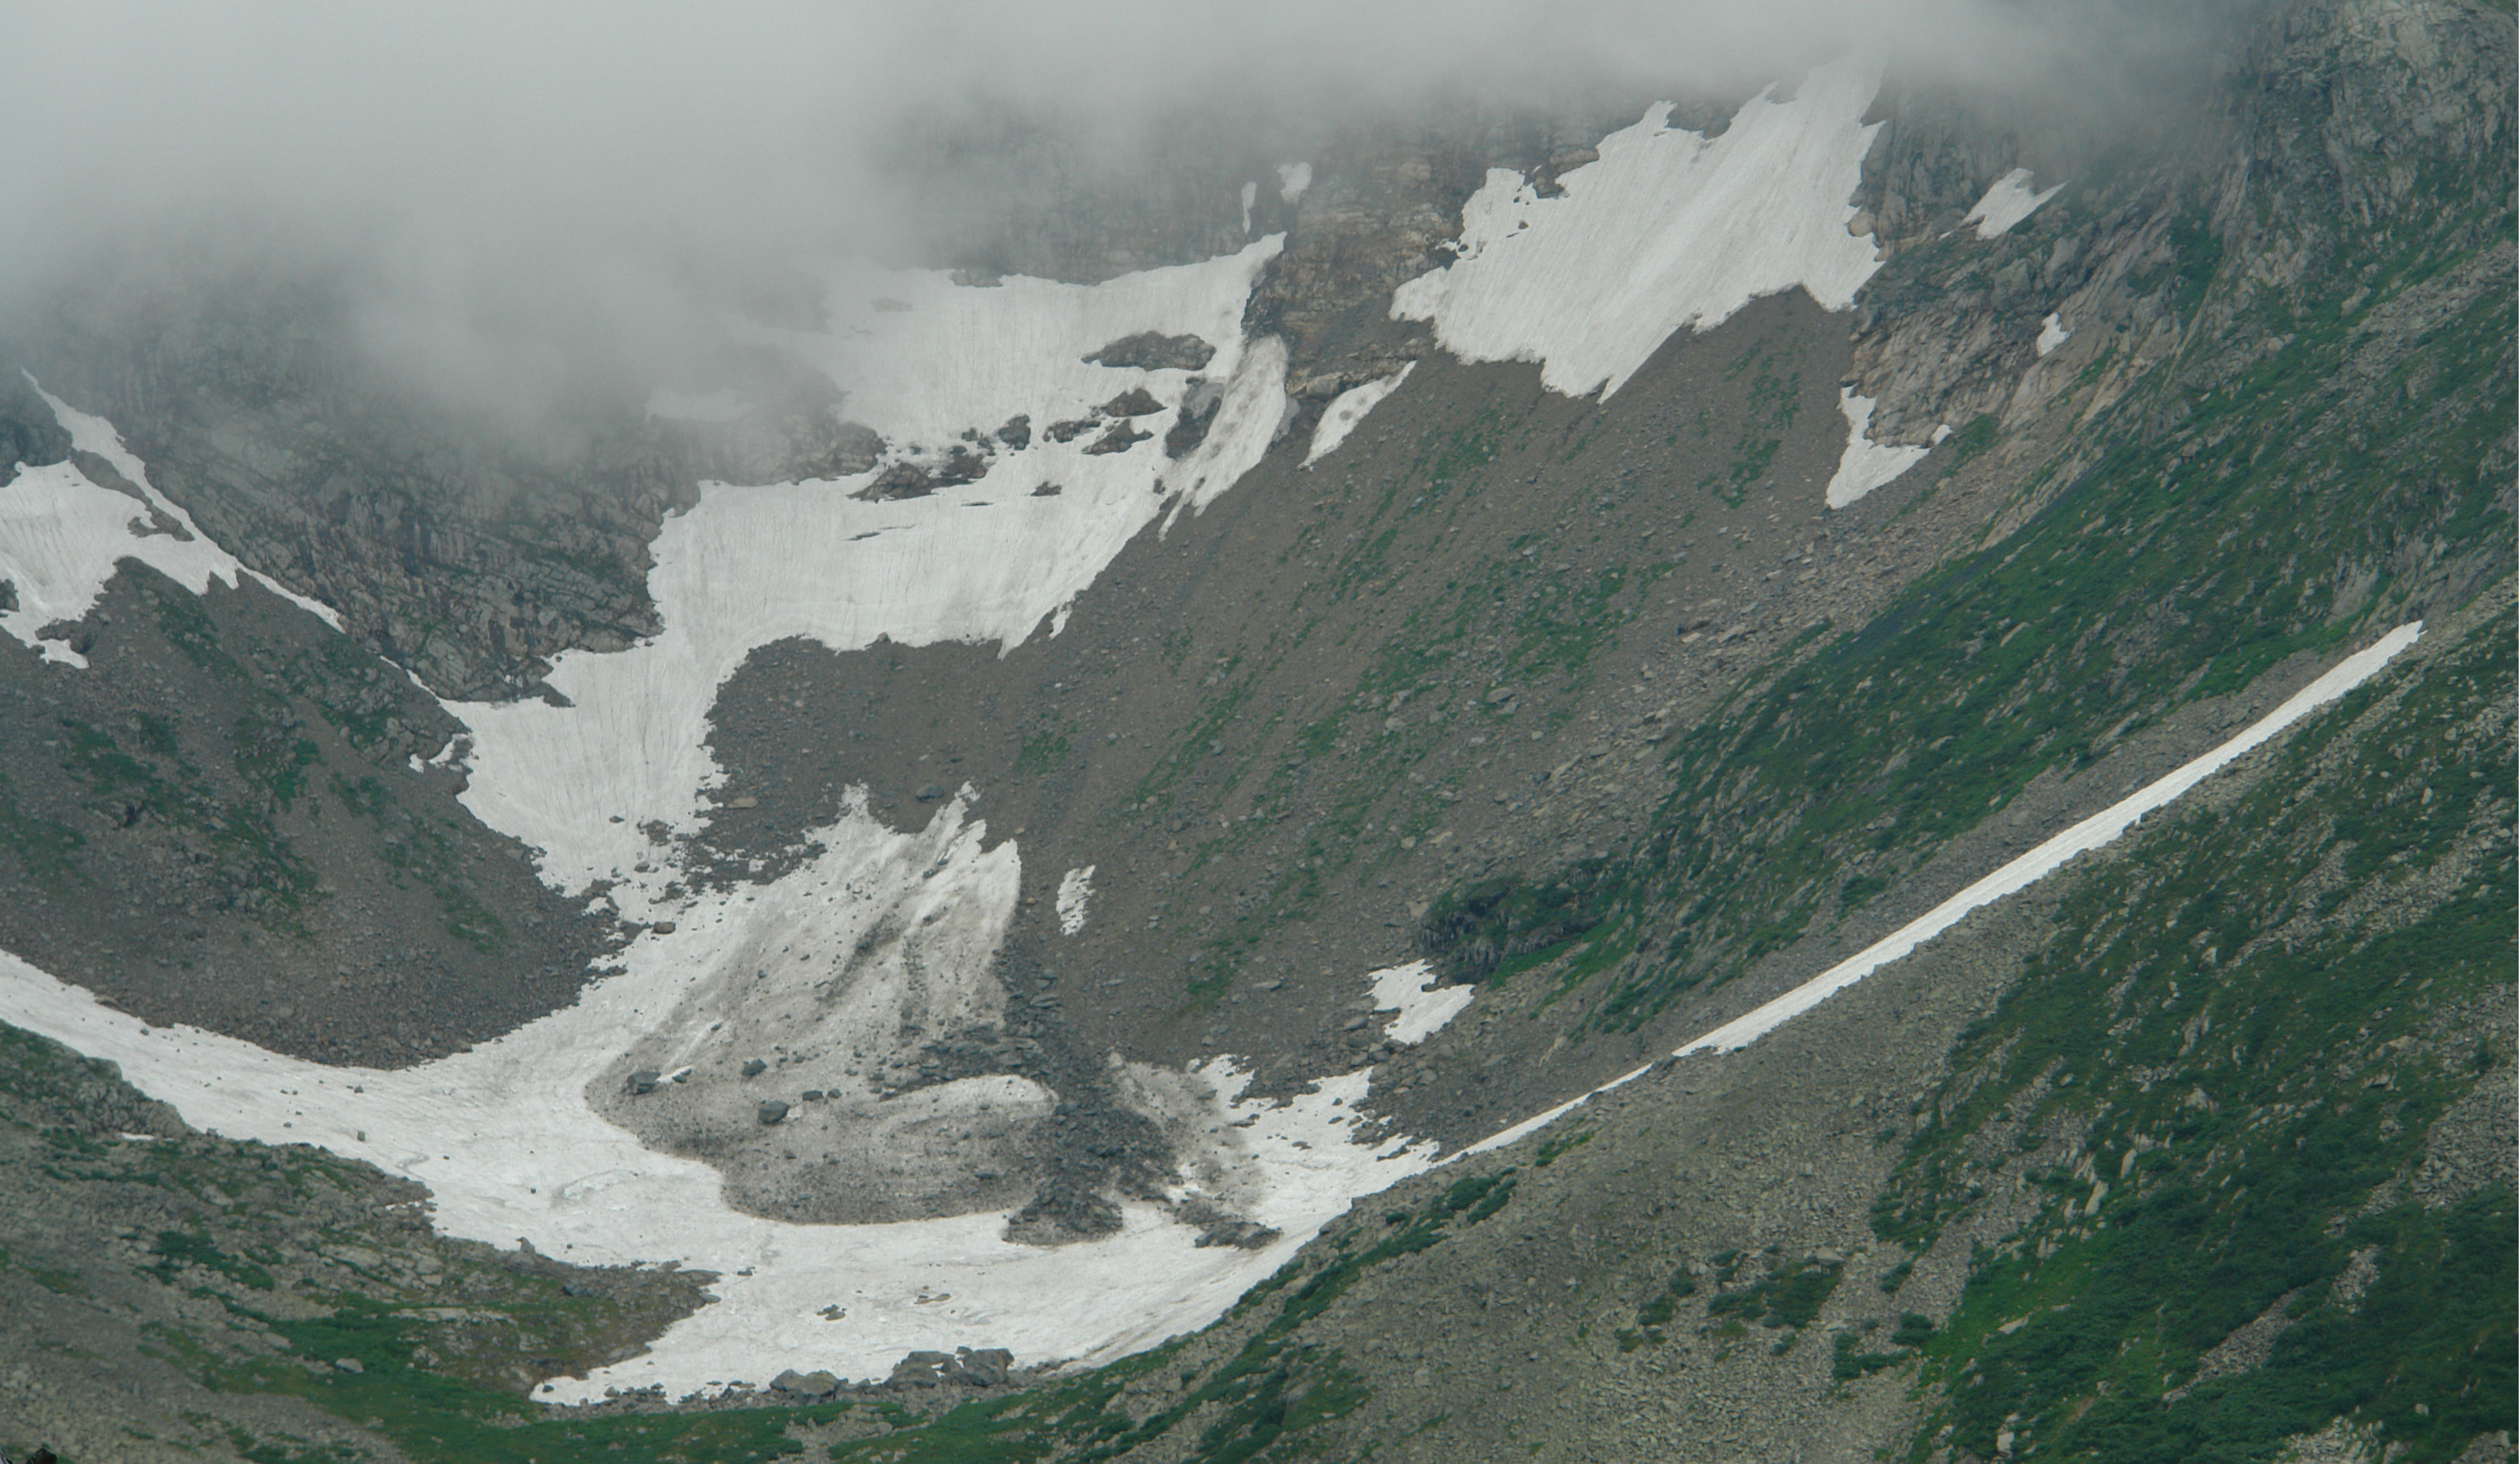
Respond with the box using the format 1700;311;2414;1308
2037;313;2071;356
1276;163;1312;203
1057;865;1095;935
1469;624;2423;1156
1824;388;1929;509
1167;336;1292;513
1304;364;1415;467
1240;181;1257;233
1964;167;2063;239
1390;58;1884;400
1369;960;1475;1047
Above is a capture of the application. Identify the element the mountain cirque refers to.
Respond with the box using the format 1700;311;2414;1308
0;1;2510;1460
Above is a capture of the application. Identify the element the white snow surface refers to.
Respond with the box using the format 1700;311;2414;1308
1276;163;1312;203
1369;961;1475;1047
1056;865;1095;935
0;793;1445;1402
1239;181;1257;233
1390;58;1885;400
1824;387;1930;509
459;242;1287;899
1470;624;2423;1156
1304;363;1415;467
0;387;339;664
2037;312;2072;356
1964;167;2063;239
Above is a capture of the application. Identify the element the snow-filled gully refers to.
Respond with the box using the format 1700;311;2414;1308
0;61;2414;1405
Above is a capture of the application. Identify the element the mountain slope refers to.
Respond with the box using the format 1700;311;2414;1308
0;0;2509;1460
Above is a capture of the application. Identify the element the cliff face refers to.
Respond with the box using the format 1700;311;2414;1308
0;0;2508;1459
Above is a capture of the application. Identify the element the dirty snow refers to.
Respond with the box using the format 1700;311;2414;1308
1964;167;2063;239
2037;312;2071;356
1369;961;1475;1047
0;788;1447;1402
1471;624;2424;1156
1824;387;1930;509
1390;58;1885;400
1056;865;1095;935
0;385;339;665
1304;364;1415;466
1276;163;1312;203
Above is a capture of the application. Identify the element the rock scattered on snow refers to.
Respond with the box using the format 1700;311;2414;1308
1084;332;1217;372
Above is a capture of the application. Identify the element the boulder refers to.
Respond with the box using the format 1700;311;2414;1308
1084;332;1215;372
626;1069;662;1095
889;1349;955;1386
757;1100;790;1126
771;1367;841;1399
1082;421;1151;455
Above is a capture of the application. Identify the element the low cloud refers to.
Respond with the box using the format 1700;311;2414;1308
0;1;2236;431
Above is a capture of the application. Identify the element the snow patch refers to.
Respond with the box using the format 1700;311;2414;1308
1964;167;2063;239
1057;865;1095;935
1303;363;1415;467
1368;961;1474;1047
2037;312;2072;356
1471;624;2424;1156
1276;163;1312;203
1390;59;1885;400
0;385;339;665
1824;387;1929;509
1239;181;1257;233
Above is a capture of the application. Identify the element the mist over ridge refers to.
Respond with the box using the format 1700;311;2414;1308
1;0;2237;437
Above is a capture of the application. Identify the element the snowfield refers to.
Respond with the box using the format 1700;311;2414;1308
460;240;1289;900
0;907;1441;1401
1390;58;1886;401
0;249;1457;1403
0;385;339;666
